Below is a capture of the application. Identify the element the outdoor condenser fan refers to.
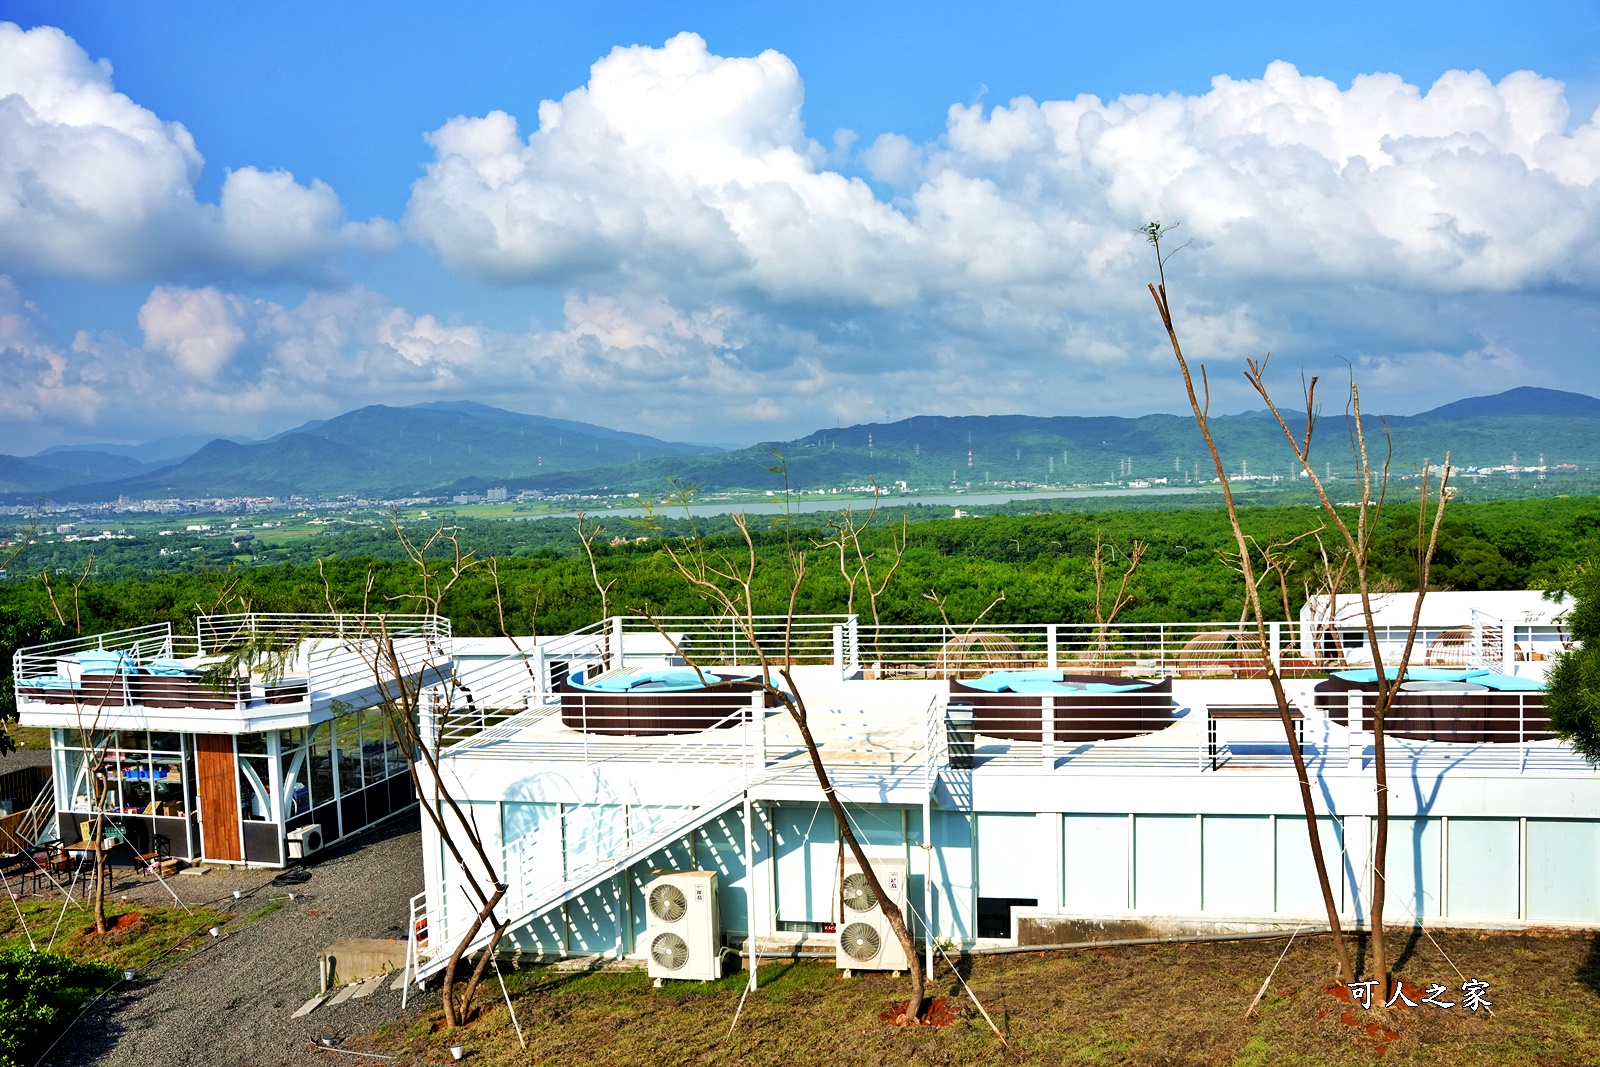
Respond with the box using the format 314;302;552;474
648;882;688;922
841;871;878;912
840;923;882;962
650;932;690;971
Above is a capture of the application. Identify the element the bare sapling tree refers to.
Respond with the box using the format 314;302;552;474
1241;375;1451;1000
40;553;95;637
1146;222;1454;997
576;512;618;670
821;481;909;667
1144;222;1356;984
340;517;513;1027
652;506;932;1023
70;696;117;935
1091;532;1147;666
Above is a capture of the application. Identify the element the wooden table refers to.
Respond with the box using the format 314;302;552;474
1207;704;1303;770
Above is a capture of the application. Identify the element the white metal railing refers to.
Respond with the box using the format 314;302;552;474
606;614;852;670
922;693;946;795
13;613;450;715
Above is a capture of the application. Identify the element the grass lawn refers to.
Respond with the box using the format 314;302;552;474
364;929;1600;1066
0;898;226;975
4;726;51;754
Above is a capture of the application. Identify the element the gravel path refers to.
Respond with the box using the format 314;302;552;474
48;809;431;1067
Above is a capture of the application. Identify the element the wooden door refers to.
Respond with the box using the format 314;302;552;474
194;734;242;862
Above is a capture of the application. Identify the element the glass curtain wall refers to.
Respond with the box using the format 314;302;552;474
53;728;195;858
281;706;411;844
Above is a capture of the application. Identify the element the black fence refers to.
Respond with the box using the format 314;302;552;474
0;764;50;812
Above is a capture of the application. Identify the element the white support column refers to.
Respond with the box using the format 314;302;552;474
1040;696;1055;771
751;692;767;771
923;795;934;976
1269;622;1282;670
1046;625;1058;670
1044;811;1064;911
743;793;757;989
1347;692;1365;772
833;625;845;679
531;646;547;707
609;616;625;672
1501;618;1513;674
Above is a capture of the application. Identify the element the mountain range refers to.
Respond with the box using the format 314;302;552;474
5;387;1598;504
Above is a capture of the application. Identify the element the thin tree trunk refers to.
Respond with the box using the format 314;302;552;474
788;700;925;1019
91;784;108;934
439;891;506;1025
1148;274;1356;984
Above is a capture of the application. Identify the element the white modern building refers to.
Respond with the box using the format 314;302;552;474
408;601;1599;981
12;614;441;866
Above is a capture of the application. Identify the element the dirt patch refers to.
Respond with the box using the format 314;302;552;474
878;996;962;1027
84;911;144;937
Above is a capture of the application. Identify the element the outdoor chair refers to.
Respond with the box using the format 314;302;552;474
137;834;172;878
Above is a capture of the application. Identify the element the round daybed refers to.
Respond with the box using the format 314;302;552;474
559;669;776;736
949;670;1174;743
1313;669;1550;743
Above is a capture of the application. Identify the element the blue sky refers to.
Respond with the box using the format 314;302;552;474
3;1;1600;450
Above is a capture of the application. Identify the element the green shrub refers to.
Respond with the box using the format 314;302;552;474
0;949;117;1067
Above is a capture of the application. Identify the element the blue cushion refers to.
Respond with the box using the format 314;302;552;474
142;659;195;676
22;675;75;690
1333;667;1543;691
78;650;133;675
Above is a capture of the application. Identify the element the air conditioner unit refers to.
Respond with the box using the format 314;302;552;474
286;824;324;860
644;870;722;984
836;856;910;976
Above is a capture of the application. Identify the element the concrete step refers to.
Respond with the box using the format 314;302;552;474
325;983;359;1007
290;994;326;1019
351;975;387;999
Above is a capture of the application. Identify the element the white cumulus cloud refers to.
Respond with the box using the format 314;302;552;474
407;38;1600;305
0;22;377;281
137;286;247;377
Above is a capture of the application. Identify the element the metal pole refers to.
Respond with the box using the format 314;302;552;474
743;794;757;989
923;793;933;977
1347;691;1364;773
1041;696;1054;771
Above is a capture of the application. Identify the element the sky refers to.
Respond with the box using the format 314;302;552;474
3;1;1600;452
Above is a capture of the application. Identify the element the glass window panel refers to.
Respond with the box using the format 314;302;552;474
238;755;273;821
307;723;334;810
335;714;363;796
148;731;181;754
115;752;153;814
282;748;310;819
236;733;268;757
62;748;90;811
360;709;387;784
150;755;187;817
385;713;408;778
114;730;148;753
120;775;153;815
278;727;307;752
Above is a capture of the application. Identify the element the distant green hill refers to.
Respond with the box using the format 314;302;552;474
23;403;718;502
482;392;1600;497
13;389;1600;503
0;450;156;494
